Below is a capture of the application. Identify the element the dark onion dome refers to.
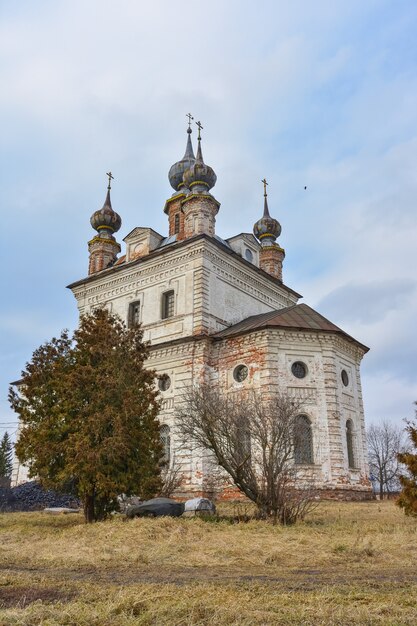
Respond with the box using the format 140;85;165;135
168;127;196;192
253;187;281;243
182;129;217;192
90;188;121;235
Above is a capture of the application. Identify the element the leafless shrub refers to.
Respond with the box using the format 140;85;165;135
158;455;184;498
175;386;319;524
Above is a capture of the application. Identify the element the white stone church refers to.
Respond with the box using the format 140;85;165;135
14;120;372;499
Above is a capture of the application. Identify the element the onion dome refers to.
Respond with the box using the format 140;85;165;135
253;179;281;245
182;121;217;193
90;174;121;237
168;122;196;192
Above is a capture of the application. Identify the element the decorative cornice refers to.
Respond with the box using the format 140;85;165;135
202;245;295;309
218;327;366;361
148;336;210;360
72;237;299;314
69;233;301;300
181;193;220;209
72;245;205;303
260;242;285;254
88;236;120;248
163;193;186;214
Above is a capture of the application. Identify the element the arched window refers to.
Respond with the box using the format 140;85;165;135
174;213;180;234
160;425;171;465
294;415;313;464
346;419;356;469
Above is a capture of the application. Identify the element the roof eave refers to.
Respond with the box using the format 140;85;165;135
214;324;369;353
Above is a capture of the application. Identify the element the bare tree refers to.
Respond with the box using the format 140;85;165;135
158;455;184;498
175;386;318;524
367;420;408;500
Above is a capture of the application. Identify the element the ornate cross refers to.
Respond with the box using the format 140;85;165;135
186;113;194;129
196;120;203;140
106;171;114;190
261;178;268;197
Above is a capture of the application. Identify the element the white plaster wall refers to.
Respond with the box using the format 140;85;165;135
71;237;299;342
68;236;370;497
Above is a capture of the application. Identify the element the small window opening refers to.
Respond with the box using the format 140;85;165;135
160;425;171;465
162;290;175;319
294;415;313;464
233;364;248;382
346;419;356;469
292;361;307;379
128;301;141;328
174;213;180;234
158;374;171;391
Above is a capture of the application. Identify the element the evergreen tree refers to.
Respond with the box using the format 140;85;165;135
9;309;163;522
0;431;13;478
397;408;417;517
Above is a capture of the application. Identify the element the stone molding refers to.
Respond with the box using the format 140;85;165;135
148;338;209;360
73;238;299;314
203;246;296;308
71;244;206;301
287;386;317;403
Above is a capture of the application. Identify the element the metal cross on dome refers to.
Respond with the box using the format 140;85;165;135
186;113;194;129
261;178;268;197
106;171;114;190
196;120;203;140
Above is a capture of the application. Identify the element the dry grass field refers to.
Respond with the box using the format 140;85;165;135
0;500;416;625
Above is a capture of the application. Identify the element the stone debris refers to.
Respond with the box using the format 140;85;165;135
0;481;80;512
183;497;216;514
43;507;80;514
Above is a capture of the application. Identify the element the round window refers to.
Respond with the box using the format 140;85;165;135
245;248;253;263
158;375;171;391
291;361;307;379
233;364;248;382
341;370;349;387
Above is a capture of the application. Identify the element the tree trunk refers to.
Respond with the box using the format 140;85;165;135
84;494;95;523
379;470;384;501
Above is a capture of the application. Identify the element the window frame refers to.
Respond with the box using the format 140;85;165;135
127;300;141;328
174;213;180;234
346;419;356;469
293;414;314;465
161;290;175;320
291;361;308;379
158;374;171;392
160;424;171;466
233;364;248;383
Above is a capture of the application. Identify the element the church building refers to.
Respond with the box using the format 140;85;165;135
65;119;371;500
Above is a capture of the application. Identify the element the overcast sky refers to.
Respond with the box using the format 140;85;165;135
1;0;417;439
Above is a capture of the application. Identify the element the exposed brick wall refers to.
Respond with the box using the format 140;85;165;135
166;196;186;240
182;194;219;239
88;237;121;275
259;245;285;281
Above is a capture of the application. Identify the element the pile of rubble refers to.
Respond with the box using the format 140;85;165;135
0;481;80;512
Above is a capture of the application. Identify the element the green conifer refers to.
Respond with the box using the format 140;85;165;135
0;431;13;478
397;411;417;517
9;309;162;522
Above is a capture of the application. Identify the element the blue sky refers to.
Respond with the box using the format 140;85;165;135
1;0;417;439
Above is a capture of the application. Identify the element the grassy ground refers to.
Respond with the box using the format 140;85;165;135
0;501;416;625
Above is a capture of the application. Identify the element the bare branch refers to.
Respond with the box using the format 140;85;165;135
176;386;318;524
